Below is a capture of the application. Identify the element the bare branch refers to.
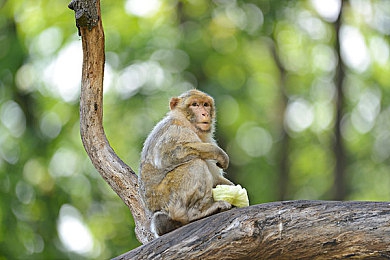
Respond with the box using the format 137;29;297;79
115;200;390;259
69;0;153;243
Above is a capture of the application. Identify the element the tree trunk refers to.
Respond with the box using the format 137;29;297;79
115;200;390;259
270;39;290;201
333;0;347;201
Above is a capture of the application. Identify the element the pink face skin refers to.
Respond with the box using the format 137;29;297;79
189;99;212;132
169;92;215;136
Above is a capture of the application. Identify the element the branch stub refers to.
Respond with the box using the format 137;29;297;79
68;0;99;35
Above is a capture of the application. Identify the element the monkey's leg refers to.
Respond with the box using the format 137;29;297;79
189;200;232;222
216;176;234;185
150;211;183;237
158;160;232;233
179;159;232;222
206;160;234;186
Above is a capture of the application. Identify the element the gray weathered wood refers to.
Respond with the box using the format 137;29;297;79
114;200;390;259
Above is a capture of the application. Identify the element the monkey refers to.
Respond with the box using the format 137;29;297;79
138;89;234;238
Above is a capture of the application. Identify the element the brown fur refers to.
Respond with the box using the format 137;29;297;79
138;89;233;237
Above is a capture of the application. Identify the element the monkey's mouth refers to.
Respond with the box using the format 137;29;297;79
197;122;211;130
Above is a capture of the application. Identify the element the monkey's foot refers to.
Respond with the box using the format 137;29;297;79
151;211;183;238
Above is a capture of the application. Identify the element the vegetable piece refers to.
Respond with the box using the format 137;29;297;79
212;184;249;208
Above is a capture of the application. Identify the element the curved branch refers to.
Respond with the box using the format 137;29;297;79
114;200;390;259
69;0;152;243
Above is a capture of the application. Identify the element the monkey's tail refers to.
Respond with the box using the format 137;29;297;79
150;211;184;237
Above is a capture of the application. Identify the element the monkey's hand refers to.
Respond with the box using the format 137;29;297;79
215;148;229;170
216;162;225;169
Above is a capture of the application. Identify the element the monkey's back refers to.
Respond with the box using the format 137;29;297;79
138;112;203;202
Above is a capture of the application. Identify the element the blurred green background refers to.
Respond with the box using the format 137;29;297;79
1;0;390;258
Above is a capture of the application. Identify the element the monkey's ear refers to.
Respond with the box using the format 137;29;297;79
169;97;180;110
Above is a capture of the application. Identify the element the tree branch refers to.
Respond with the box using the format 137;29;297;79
68;0;153;243
114;200;390;259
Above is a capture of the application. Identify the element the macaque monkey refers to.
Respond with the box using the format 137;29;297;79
139;89;234;238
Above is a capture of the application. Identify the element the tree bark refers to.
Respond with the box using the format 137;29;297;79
114;200;390;260
68;0;152;243
269;39;291;201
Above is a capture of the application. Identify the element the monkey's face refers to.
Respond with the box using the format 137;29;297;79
188;98;213;132
170;89;216;135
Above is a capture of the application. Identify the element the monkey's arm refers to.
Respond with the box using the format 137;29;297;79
147;123;229;172
214;174;234;185
169;142;229;170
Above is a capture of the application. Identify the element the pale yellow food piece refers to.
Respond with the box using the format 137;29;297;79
212;184;249;208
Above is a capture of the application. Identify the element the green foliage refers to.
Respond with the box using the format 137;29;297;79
1;0;390;258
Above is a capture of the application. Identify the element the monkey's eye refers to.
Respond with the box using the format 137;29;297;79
191;102;198;107
204;102;209;107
